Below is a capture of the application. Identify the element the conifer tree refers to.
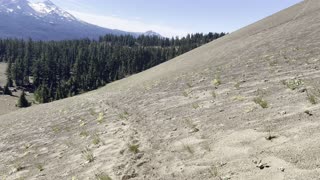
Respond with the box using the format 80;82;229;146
3;84;11;96
0;32;226;103
17;90;30;108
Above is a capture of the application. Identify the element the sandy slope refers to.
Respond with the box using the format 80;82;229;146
1;0;320;179
0;63;20;115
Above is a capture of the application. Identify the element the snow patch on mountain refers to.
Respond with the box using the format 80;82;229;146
143;30;162;37
28;0;77;21
29;1;54;14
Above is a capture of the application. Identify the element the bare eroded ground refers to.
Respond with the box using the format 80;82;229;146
0;63;20;115
1;0;320;179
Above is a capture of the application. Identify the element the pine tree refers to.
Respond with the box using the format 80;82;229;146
7;77;13;87
17;90;30;108
3;84;11;96
0;32;226;103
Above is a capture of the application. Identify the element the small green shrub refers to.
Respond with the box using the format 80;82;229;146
253;97;268;108
95;172;112;180
209;166;220;178
128;144;139;154
184;144;194;154
36;164;44;172
211;91;217;98
97;113;104;124
81;148;94;163
307;93;317;105
192;103;200;109
234;82;241;90
282;79;303;90
212;78;221;86
92;134;101;145
13;163;24;172
80;131;89;138
183;91;189;97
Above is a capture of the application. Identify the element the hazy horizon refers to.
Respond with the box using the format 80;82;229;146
42;0;303;37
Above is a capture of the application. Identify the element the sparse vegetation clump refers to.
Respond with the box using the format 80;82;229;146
209;165;221;179
81;148;94;163
192;103;200;109
183;90;189;97
307;93;317;105
184;144;194;154
234;82;241;89
186;82;193;88
119;111;129;120
80;131;89;138
253;97;268;108
95;172;112;180
92;134;101;145
282;79;303;90
97;112;104;124
212;76;221;86
211;91;217;98
128;144;140;154
36;164;44;172
13;163;24;172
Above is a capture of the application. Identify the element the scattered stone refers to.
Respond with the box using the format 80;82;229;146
253;159;270;170
219;162;227;167
279;167;285;172
172;128;178;131
189;128;199;133
279;111;287;115
119;149;125;155
298;88;307;93
304;110;313;116
122;170;138;180
137;161;148;167
135;152;144;160
265;134;277;141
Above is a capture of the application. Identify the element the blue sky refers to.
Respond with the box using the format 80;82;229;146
50;0;302;37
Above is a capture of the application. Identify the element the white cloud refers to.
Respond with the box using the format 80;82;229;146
68;10;189;37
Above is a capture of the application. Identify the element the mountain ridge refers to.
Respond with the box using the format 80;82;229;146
0;0;161;40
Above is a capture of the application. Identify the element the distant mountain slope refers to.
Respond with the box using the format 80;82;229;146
0;0;156;40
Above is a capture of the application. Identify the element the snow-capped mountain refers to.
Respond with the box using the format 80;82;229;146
142;30;162;37
0;0;139;40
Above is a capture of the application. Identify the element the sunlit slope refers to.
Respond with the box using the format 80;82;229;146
1;0;320;179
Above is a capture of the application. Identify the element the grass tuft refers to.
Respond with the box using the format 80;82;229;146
80;131;89;138
307;93;317;105
211;91;217;98
192;103;200;109
97;113;104;124
282;79;303;90
183;144;194;154
253;97;268;108
128;144;140;154
36;164;44;172
95;172;112;180
92;134;101;145
81;148;94;163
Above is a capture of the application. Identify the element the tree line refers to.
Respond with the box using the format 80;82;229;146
0;32;226;103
